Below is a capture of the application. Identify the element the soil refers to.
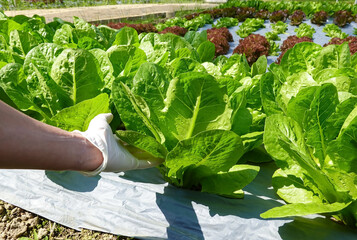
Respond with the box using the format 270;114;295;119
0;200;136;240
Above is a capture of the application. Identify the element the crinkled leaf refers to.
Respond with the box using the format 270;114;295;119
0;63;50;120
50;48;103;105
139;33;194;63
251;55;267;77
131;62;169;118
113;27;139;46
9;30;39;58
201;62;221;77
113;80;165;143
116;130;168;159
324;168;357;201
314;68;357;95
184;30;207;49
272;168;322;204
24;43;63;73
314;43;351;73
107;45;146;78
327;107;357;174
260;72;283;116
279;72;317;108
168;58;206;77
240;75;262;109
89;48;115;89
240;132;264;155
197;40;215;63
327;96;357;141
97;25;117;47
163;72;231;148
200;164;259;198
51;93;110;131
285;42;322;75
53;24;75;47
303;84;339;165
112;78;154;138
23;43;71;116
287;86;318;124
165;130;244;187
73;16;96;39
221;54;250;80
264;114;339;203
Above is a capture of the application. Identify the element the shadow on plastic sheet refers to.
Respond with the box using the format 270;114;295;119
121;167;167;185
45;170;100;192
278;216;357;240
154;162;283;239
155;186;205;240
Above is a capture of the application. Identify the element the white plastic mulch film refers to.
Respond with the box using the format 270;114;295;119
2;18;357;240
1;163;357;240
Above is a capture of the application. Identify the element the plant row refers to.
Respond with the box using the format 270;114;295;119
222;0;357;25
102;6;357;65
0;12;356;228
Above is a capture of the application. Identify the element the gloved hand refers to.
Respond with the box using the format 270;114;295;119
74;113;164;177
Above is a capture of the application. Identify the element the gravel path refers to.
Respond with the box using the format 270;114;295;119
4;3;218;23
0;200;137;239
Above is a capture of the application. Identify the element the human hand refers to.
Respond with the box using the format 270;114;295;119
74;113;164;176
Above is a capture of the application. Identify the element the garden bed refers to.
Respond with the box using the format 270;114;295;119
1;0;357;239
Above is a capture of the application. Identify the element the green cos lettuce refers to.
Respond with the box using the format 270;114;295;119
260;42;357;227
113;55;268;198
0;14;268;199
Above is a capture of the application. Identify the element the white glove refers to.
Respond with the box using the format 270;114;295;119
74;113;163;177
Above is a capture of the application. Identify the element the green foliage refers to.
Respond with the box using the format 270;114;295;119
221;0;357;17
236;18;265;38
260;41;357;227
264;21;287;57
294;23;316;39
323;24;348;39
268;41;280;56
111;55;266;197
212;17;239;29
271;21;287;34
184;14;213;31
265;31;280;41
156;13;213;32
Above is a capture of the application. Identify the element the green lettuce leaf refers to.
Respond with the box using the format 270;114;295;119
197;40;215;63
200;164;259;198
112;26;139;46
51;93;110;131
261;201;350;219
162;72;232;147
116;130;168;159
50;48;103;105
165;130;246;193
